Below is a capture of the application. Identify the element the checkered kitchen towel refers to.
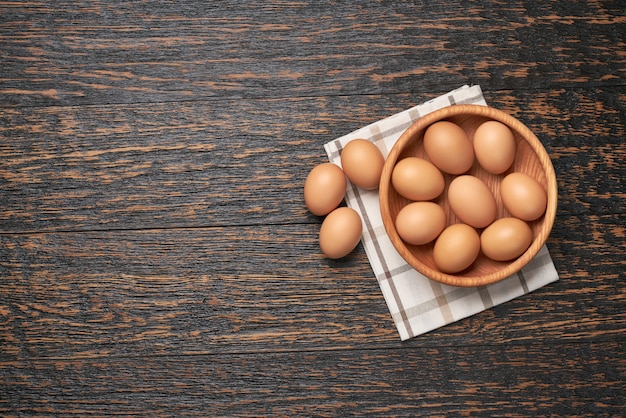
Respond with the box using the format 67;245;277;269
324;85;559;340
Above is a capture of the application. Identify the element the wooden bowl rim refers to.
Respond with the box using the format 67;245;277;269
379;104;558;287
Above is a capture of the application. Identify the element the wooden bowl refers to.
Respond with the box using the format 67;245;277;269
379;105;557;287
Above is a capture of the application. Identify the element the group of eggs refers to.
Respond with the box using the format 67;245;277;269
303;138;385;259
304;118;547;275
392;120;547;274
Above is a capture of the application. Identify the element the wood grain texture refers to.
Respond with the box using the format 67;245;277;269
0;215;623;360
1;88;624;233
1;0;624;415
1;342;624;417
1;1;624;106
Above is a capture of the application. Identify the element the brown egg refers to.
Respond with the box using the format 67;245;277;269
501;172;547;221
391;157;445;201
319;207;363;259
303;163;346;216
423;121;474;174
448;175;497;228
395;201;446;245
433;223;480;273
473;120;516;174
340;138;385;190
481;217;533;261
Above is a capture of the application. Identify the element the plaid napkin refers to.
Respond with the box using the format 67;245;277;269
324;85;559;340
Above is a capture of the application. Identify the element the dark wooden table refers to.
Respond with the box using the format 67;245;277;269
1;1;624;416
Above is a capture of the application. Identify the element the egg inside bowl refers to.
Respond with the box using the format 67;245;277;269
379;104;557;287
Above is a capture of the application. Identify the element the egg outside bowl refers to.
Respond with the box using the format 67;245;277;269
379;104;557;287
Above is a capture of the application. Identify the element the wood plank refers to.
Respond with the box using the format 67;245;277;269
1;88;624;233
1;1;624;106
0;213;623;360
1;341;624;416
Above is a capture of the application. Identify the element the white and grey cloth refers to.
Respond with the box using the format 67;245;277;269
324;85;559;341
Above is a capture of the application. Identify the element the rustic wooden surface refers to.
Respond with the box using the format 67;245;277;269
1;1;625;416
